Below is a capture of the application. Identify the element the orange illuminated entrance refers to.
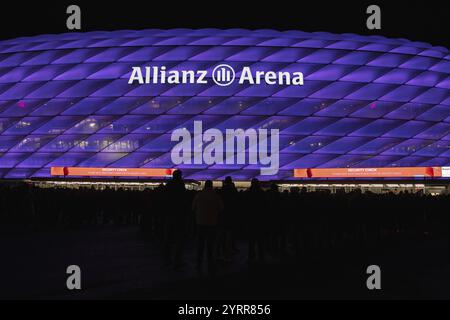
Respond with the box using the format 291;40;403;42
51;167;175;178
293;167;442;179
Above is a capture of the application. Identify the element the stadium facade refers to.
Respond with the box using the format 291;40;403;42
0;29;449;181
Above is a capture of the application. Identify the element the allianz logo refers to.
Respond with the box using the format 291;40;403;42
128;64;304;87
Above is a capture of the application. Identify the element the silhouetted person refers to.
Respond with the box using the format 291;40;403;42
218;176;239;262
192;180;223;272
163;170;188;268
245;178;268;263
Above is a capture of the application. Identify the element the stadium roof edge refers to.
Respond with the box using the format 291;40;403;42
0;28;447;53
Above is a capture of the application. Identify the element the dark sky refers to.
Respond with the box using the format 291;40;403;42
0;0;448;49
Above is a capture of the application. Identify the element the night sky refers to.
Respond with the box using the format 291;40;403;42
0;0;448;49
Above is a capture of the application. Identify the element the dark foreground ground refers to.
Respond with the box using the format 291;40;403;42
1;226;450;300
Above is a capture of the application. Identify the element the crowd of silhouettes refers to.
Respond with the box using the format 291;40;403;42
1;170;450;272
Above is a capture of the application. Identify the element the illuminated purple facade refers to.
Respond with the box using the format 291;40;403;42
0;29;449;180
